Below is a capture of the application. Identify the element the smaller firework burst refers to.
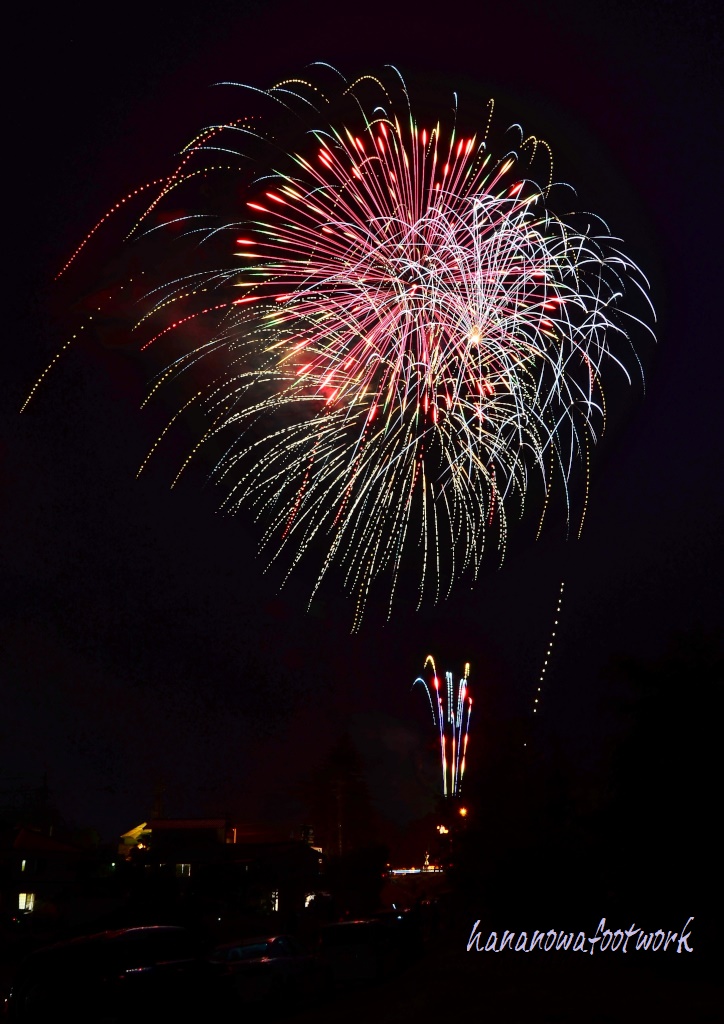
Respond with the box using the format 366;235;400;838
414;655;472;798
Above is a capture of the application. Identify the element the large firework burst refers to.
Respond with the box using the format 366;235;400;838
39;66;655;628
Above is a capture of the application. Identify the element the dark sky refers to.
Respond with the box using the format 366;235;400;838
2;0;721;848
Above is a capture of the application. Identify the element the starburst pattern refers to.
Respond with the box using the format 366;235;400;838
36;66;655;628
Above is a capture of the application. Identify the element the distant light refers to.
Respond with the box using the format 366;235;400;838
389;867;443;875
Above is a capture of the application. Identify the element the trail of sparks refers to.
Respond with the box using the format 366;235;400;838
525;580;565;743
414;654;472;797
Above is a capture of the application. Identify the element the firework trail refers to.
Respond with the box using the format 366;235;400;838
414;655;472;798
523;580;566;749
28;66;655;628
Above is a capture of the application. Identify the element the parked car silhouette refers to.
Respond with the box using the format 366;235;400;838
4;925;222;1022
371;908;426;963
318;919;402;985
208;933;327;1004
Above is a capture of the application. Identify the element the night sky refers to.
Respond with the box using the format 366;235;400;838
3;0;721;887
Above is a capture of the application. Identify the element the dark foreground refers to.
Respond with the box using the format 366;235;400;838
3;924;720;1023
287;938;721;1024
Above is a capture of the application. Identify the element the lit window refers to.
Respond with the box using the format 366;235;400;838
175;863;191;878
18;893;35;912
21;859;26;873
271;890;279;912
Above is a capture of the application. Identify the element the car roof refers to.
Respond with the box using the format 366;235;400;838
322;919;381;929
211;935;286;950
26;926;195;964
